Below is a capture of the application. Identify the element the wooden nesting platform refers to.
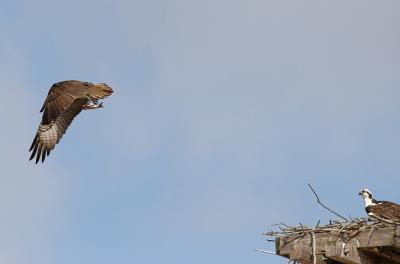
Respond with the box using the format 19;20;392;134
264;219;400;264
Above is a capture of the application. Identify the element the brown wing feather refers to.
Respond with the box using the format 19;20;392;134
369;201;400;221
29;98;88;163
41;85;72;125
40;81;113;125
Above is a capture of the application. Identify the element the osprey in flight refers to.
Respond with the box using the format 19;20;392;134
29;80;113;163
359;188;400;222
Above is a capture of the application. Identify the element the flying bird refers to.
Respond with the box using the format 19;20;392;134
359;188;400;222
29;80;113;163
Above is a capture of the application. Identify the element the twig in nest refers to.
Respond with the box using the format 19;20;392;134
315;219;321;230
311;231;316;264
308;184;348;221
369;215;400;225
255;249;277;255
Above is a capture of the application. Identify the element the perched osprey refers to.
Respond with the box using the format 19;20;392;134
359;188;400;222
29;80;113;163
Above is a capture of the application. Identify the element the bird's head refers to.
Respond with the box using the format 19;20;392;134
359;188;377;207
359;188;373;199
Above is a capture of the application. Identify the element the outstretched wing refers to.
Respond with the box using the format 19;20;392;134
29;98;88;163
40;81;113;125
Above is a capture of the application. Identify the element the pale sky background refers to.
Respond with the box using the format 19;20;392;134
1;1;400;263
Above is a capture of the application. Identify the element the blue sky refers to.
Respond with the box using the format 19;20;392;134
1;0;400;263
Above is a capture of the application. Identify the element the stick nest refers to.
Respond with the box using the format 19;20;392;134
264;218;399;239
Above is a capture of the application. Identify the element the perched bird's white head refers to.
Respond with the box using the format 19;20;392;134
359;188;372;198
359;188;375;207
